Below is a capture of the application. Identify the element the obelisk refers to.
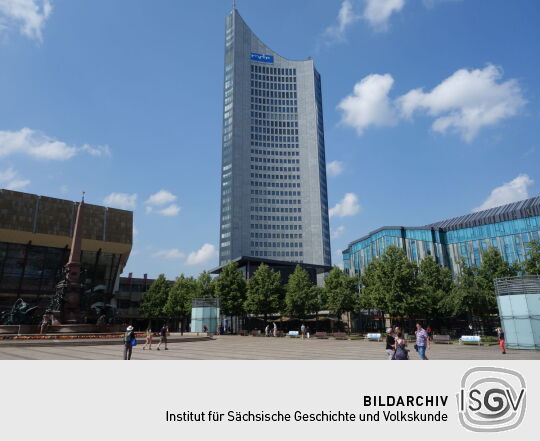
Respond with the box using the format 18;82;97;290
63;193;85;322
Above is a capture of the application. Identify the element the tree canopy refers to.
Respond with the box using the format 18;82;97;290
214;262;247;317
324;266;359;320
244;263;283;321
524;239;540;275
285;265;318;319
139;274;170;320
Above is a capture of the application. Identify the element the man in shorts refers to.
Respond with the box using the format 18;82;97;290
157;324;169;350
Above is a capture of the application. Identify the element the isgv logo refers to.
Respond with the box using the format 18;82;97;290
457;367;526;432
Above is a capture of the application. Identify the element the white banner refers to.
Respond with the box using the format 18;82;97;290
1;360;538;440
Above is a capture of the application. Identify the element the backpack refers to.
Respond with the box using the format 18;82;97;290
394;343;409;360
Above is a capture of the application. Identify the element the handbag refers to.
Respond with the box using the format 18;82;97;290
130;336;137;347
414;344;418;351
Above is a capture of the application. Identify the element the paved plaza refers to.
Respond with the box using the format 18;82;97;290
1;336;539;360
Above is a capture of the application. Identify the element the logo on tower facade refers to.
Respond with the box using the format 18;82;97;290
457;367;526;432
250;52;274;63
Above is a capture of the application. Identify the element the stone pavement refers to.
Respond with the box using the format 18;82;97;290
1;336;539;360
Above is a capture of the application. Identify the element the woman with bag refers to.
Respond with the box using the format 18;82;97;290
393;332;409;360
124;325;136;360
385;328;395;360
143;327;153;350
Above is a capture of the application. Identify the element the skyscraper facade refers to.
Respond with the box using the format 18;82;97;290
219;8;331;267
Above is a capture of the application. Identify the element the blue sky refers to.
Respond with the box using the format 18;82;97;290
0;0;539;279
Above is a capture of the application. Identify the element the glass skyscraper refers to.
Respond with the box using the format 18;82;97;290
343;197;540;276
219;7;331;267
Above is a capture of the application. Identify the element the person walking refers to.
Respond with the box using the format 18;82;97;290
156;324;169;351
142;327;153;350
415;322;430;360
265;324;270;337
123;325;136;360
273;322;277;337
300;323;306;339
497;327;506;354
393;332;409;360
385;327;396;360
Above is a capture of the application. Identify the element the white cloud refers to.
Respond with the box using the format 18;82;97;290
145;189;177;206
186;243;218;266
331;225;346;239
327;160;344;178
473;174;534;212
340;65;525;141
152;249;185;260
329;193;361;218
363;0;405;31
0;128;111;160
0;0;52;42
0;166;30;190
157;204;180;217
396;64;525;142
133;225;139;237
103;192;137;210
338;73;397;135
324;0;359;42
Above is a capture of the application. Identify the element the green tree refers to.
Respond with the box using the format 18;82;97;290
524;239;540;275
417;256;454;318
244;263;283;323
477;247;518;314
163;275;196;335
139;274;170;327
325;266;359;331
440;260;491;318
214;262;247;331
285;265;318;319
196;271;215;298
359;246;420;319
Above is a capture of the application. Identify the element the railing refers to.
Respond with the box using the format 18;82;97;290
494;275;540;296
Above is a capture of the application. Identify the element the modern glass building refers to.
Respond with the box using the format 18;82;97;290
343;196;540;276
219;7;331;268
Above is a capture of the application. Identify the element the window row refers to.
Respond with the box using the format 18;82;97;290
250;207;301;213
251;250;303;259
250;81;297;91
251;181;301;188
251;142;299;149
251;104;297;113
251;224;303;231
251;232;303;239
251;134;299;143
250;65;297;76
250;111;298;121
250;73;297;82
250;173;300;180
251;241;303;248
251;157;299;164
251;89;297;99
251;165;300;172
251;149;300;157
251;125;298;136
251;118;298;128
251;198;301;205
250;215;302;222
251;190;301;196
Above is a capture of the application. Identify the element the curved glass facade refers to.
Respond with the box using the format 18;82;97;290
219;9;330;267
343;197;540;276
